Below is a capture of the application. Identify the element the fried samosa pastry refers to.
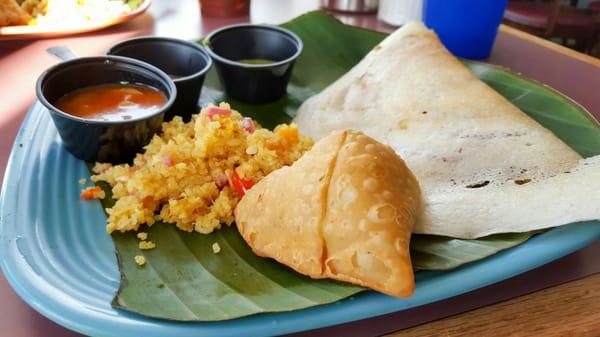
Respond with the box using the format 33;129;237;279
235;130;421;297
0;0;31;26
294;22;600;239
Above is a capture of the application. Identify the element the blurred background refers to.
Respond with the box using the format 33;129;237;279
197;0;600;58
319;0;600;58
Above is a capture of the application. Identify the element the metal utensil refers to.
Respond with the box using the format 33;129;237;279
320;0;379;13
46;46;79;61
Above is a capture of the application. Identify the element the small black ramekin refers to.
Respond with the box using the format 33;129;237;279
205;24;303;104
107;37;212;121
36;56;176;164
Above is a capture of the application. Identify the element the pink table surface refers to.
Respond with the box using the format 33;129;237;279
1;1;599;336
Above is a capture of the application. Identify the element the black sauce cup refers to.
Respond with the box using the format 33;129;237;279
36;56;176;164
205;24;303;104
107;37;212;121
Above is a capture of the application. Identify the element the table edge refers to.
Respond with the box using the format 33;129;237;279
499;24;600;68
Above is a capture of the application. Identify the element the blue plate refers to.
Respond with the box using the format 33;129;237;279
1;96;600;336
3;11;600;335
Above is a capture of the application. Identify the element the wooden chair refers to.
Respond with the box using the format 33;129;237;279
589;1;600;11
588;1;600;57
504;0;598;53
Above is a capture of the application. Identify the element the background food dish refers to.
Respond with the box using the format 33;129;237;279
0;0;150;40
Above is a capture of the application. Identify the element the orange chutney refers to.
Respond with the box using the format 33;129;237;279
55;84;167;121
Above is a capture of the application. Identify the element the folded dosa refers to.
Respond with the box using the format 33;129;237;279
235;130;420;297
294;22;600;239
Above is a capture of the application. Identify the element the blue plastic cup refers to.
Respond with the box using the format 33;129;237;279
423;0;508;59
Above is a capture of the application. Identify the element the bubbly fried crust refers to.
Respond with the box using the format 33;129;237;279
235;130;421;297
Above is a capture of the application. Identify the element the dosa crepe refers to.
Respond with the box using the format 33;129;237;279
294;22;600;239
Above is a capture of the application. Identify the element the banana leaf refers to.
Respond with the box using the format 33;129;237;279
101;11;600;321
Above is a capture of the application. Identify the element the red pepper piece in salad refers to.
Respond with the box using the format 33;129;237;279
231;170;254;197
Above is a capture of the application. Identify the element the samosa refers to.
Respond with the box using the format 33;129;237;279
235;130;421;297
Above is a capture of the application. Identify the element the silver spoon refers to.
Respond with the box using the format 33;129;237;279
46;46;78;61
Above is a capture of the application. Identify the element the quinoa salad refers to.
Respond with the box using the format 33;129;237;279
87;102;314;235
